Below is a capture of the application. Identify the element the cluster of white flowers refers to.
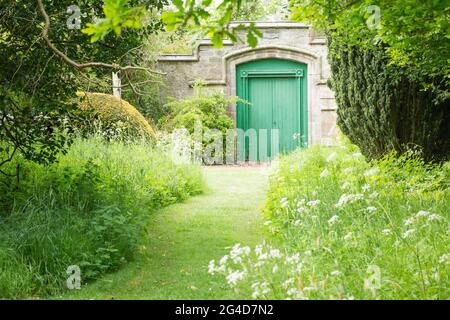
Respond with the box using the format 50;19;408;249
280;197;289;209
341;181;352;190
403;210;443;228
328;215;340;225
335;193;364;209
368;191;379;199
251;281;270;299
343;232;353;241
326;152;338;163
330;270;342;277
306;200;321;208
226;270;246;286
402;228;416;239
230;243;251;264
364;167;380;177
320;169;330;178
209;242;306;299
439;253;450;265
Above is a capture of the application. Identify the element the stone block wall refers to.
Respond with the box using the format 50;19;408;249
157;22;337;145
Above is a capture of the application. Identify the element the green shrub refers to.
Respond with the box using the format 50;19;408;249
329;41;450;162
76;92;156;141
209;137;449;299
161;84;234;134
159;84;235;163
0;137;204;298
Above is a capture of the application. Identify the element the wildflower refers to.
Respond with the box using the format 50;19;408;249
280;197;289;208
404;217;415;226
269;248;282;259
328;215;340;225
381;228;392;235
364;167;380;177
251;282;261;299
439;253;450;265
415;210;430;218
226;270;246;286
230;244;250;263
331;270;342;277
320;169;330;178
287;287;298;296
335;193;364;208
219;255;228;266
208;260;216;274
402;229;416;239
286;253;300;264
343;167;353;174
307;200;321;207
326;152;338;162
362;184;371;192
364;265;381;297
343;232;352;241
368;191;379;199
255;243;264;256
272;265;279;273
341;181;351;190
428;214;443;222
366;206;377;213
282;278;295;289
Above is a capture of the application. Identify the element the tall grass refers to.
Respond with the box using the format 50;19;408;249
0;137;204;298
208;139;449;299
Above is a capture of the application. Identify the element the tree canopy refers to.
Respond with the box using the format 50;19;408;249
0;0;166;175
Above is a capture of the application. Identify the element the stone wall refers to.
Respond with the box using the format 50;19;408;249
157;22;337;145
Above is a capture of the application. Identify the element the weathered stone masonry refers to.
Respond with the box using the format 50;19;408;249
157;22;337;145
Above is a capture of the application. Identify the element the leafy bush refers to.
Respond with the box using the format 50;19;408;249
160;84;234;134
209;138;449;299
329;42;450;161
160;84;235;163
76;92;156;141
0;137;204;297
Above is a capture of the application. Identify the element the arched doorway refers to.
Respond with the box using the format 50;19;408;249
236;58;308;161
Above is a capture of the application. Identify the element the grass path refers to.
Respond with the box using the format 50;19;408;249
62;166;269;299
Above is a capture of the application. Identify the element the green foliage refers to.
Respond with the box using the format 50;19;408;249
0;0;166;174
210;138;449;299
0;137;204;297
328;42;450;161
290;0;450;95
160;1;264;49
160;82;234;135
83;0;147;42
76;92;156;140
159;83;235;164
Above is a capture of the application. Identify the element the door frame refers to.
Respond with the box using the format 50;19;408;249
236;60;308;159
225;46;319;146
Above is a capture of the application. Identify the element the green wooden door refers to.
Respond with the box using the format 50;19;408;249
236;59;307;161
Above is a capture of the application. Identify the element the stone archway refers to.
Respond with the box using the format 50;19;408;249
224;46;322;145
157;22;336;145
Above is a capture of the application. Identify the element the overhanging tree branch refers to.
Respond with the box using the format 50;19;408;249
36;0;165;75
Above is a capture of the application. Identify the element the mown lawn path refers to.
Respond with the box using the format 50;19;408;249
63;166;269;299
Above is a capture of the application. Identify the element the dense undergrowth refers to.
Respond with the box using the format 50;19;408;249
0;137;204;298
209;139;449;299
